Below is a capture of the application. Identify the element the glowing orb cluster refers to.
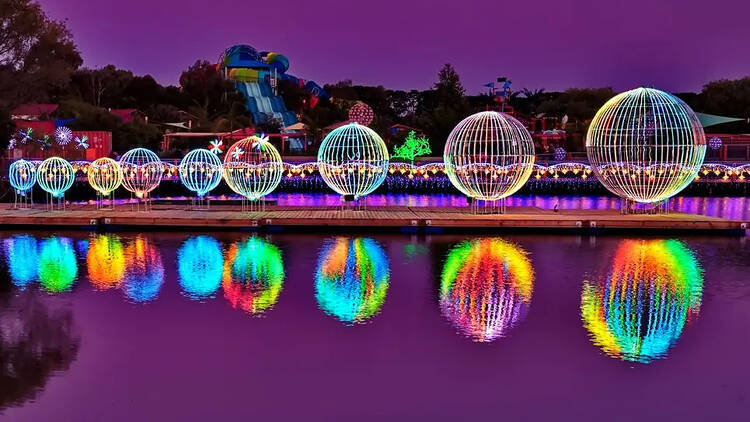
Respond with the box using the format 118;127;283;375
86;234;125;290
87;157;122;196
8;159;37;194
581;239;703;363
122;237;165;303
119;148;163;198
315;237;390;324
223;136;283;200
179;148;223;197
178;236;224;300
440;238;534;342
3;235;39;288
444;111;535;200
222;237;285;315
317;122;389;199
37;157;75;198
586;87;706;203
708;136;722;150
348;102;374;126
38;237;78;293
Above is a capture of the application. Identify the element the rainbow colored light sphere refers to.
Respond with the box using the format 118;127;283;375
222;237;285;315
581;239;703;363
8;159;37;194
223;136;283;200
444;111;535;201
38;237;78;293
179;149;223;197
178;236;224;300
87;157;122;196
314;237;390;324
440;238;534;342
586;87;706;203
317;122;389;199
87;234;125;290
122;237;165;303
119;148;163;198
37;157;75;198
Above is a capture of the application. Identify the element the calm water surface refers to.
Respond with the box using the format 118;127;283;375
0;231;749;421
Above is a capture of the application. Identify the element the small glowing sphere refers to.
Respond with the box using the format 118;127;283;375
348;102;374;126
178;236;224;300
87;234;125;290
444;111;535;200
87;157;122;196
122;237;164;303
708;136;722;150
586;87;706;203
8;159;37;194
3;235;39;288
223;136;283;200
554;147;567;161
119;148;163;198
37;157;75;198
38;237;78;293
179;149;223;197
222;237;285;315
317;122;389;198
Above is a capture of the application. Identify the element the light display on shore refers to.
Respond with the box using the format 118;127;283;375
178;236;224;300
581;239;703;363
119;148;163;199
8;159;37;194
122;237;165;303
444;111;535;201
179;148;223;197
223;136;283;200
38;237;78;293
315;237;390;324
586;87;706;204
37;157;75;198
317;122;389;199
440;238;534;342
86;234;125;290
87;157;122;197
3;235;39;288
222;237;285;315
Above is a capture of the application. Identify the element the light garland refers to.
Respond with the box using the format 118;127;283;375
119;148;163;199
223;136;283;200
178;236;224;300
8;159;37;194
179;148;223;197
222;237;285;315
87;157;122;196
37;157;75;198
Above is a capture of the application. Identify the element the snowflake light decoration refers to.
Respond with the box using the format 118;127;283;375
55;126;73;146
209;139;224;155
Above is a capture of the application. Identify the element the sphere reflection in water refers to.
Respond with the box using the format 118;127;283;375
87;234;125;290
222;237;284;315
440;238;534;342
178;236;224;300
315;238;390;324
122;237;165;303
3;235;39;288
581;239;703;363
38;237;78;293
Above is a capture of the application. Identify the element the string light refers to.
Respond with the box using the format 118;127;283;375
179;148;223;197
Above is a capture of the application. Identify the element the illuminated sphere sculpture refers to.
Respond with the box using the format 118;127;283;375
37;157;75;198
444;111;535;200
348;102;374;126
179;148;223;197
317;122;389;199
586;87;706;203
223;136;283;200
119;148;163;198
87;157;122;196
8;159;37;194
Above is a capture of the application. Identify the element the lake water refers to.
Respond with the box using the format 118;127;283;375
0;231;749;421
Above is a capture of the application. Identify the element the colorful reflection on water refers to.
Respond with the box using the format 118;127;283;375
122;237;165;303
38;237;78;293
222;237;285;315
581;239;704;363
3;235;39;288
87;234;125;290
440;238;534;342
314;238;390;324
178;236;224;300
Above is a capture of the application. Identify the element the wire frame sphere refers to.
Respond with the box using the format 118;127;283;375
444;111;535;201
223;136;283;200
179;148;223;197
37;157;75;198
87;157;122;196
119;148;163;198
348;102;374;126
317;122;389;199
8;159;37;194
586;87;706;204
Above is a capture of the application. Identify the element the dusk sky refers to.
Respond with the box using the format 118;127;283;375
40;0;750;93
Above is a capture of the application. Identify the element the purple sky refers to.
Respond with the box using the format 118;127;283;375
40;0;750;93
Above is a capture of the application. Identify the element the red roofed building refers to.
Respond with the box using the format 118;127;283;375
11;104;59;120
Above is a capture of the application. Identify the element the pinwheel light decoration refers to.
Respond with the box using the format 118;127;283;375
75;135;89;150
37;157;75;199
87;157;122;198
55;126;73;146
179;148;223;197
119;148;163;199
209;139;224;155
18;128;33;144
223;135;283;200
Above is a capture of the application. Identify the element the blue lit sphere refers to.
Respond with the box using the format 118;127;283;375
8;159;37;194
177;236;224;300
3;235;39;288
179;149;223;197
37;157;75;197
119;148;163;198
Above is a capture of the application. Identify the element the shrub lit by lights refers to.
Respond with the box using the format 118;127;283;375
440;238;534;342
581;239;703;363
87;234;125;290
118;148;163;198
178;236;224;300
223;136;283;200
222;237;285;315
38;237;78;293
122;237;165;303
443;111;535;200
179;148;223;197
3;235;39;288
8;159;37;194
87;157;122;196
586;87;706;204
317;122;389;199
37;157;75;198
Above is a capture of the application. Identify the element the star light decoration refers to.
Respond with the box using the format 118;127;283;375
55;126;74;146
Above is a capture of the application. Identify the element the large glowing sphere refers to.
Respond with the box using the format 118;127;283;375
37;157;75;198
8;159;37;194
223;136;283;200
87;157;122;196
440;238;534;342
586;87;706;203
118;148;163;198
222;237;285;315
178;236;224;300
122;237;165;303
581;239;703;363
179;149;223;197
315;237;390;324
86;234;125;290
38;237;78;293
444;111;535;200
3;235;39;288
